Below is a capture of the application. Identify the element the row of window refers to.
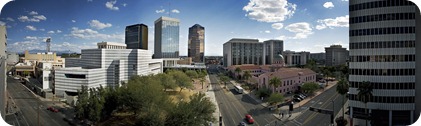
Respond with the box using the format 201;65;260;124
350;27;416;36
349;41;415;49
350;69;415;76
349;82;415;89
349;55;415;62
349;94;414;103
350;0;414;12
350;13;415;24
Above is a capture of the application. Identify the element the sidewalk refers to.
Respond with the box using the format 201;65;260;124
205;75;222;126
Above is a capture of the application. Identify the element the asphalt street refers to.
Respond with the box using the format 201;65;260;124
208;65;279;126
284;84;347;126
5;76;69;126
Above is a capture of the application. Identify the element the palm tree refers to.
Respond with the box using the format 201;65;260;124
234;67;242;80
269;77;282;93
243;71;252;84
357;81;373;126
219;76;229;87
200;77;205;89
336;77;349;119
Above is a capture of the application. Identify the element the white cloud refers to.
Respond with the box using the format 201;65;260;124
271;23;284;30
0;21;5;26
264;30;271;33
6;17;14;22
88;20;112;29
323;2;334;9
48;31;55;34
57;30;62;33
68;27;124;41
88;0;93;2
342;0;348;1
284;22;313;39
122;3;127;7
105;1;119;11
71;20;76;23
243;0;297;23
29;11;38;15
18;12;47;22
171;9;180;14
315;15;349;30
156;9;165;13
26;25;37;31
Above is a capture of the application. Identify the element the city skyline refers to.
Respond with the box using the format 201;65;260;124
0;0;349;56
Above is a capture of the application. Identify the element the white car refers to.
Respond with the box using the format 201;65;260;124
14;77;20;80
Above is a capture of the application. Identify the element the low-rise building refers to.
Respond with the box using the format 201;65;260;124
258;68;316;95
6;52;19;65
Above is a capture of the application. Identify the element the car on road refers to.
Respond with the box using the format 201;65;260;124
14;77;20;80
47;106;59;113
245;114;254;124
239;122;247;126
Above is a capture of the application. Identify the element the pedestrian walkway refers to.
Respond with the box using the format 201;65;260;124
205;75;222;126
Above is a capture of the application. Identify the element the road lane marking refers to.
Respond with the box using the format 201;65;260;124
301;93;340;125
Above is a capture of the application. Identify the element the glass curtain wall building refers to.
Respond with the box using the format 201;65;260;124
125;24;148;50
349;0;419;125
154;16;180;59
188;24;205;63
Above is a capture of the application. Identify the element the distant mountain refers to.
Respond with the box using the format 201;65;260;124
18;49;78;55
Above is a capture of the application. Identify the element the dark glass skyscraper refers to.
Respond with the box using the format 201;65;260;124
349;1;420;125
154;17;180;58
125;24;148;50
188;24;205;62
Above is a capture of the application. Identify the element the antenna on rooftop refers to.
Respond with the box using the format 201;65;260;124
168;2;171;17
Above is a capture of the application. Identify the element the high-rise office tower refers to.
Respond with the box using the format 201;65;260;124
349;1;419;125
325;45;349;66
154;16;180;59
188;24;205;63
125;24;148;50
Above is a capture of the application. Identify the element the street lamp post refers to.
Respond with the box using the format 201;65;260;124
331;100;334;126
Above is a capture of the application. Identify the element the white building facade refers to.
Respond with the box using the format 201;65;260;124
282;50;310;66
55;43;163;97
349;0;419;125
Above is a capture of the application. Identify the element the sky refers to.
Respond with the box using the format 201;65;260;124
0;0;350;56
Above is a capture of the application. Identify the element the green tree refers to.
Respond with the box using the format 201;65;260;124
269;77;282;93
256;87;271;98
265;93;284;105
301;82;319;94
243;71;252;84
156;73;177;91
75;85;89;119
185;70;198;79
357;81;373;126
219;75;229;87
169;70;194;93
166;93;216;126
234;67;242;80
336;77;349;118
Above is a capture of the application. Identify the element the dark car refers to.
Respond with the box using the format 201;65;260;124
47;106;59;112
293;98;301;102
245;114;254;124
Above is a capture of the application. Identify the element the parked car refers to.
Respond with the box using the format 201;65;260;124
293;98;301;102
14;77;20;80
245;114;254;124
298;94;306;99
293;95;304;100
47;106;59;113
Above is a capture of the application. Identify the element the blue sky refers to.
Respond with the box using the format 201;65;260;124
0;0;349;56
